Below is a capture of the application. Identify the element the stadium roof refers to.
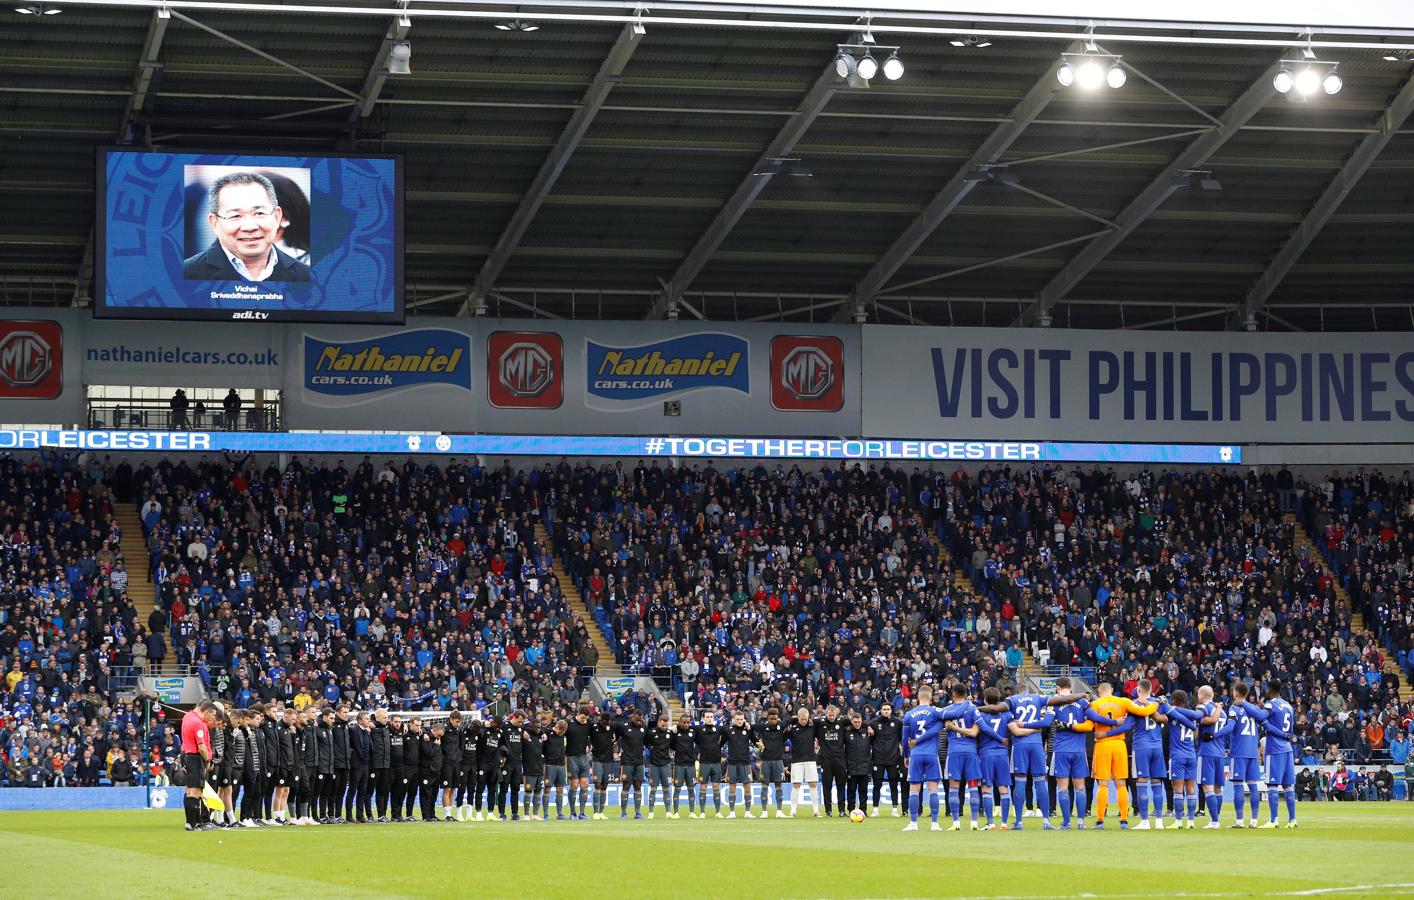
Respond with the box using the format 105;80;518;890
4;0;1414;330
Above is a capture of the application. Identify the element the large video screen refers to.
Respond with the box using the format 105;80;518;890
95;149;403;323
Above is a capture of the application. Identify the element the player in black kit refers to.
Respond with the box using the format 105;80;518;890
694;709;727;817
522;714;547;821
816;705;848;817
564;705;594;821
754;707;790;818
645;714;674;818
401;718;423;820
441;711;463;821
785;707;821;817
542;718;569;820
725;711;757;818
475;716;505;821
670;712;698;818
588;712;617;819
456;715;480;821
419;722;443;821
869;702;904;817
614;711;649;819
499;712;525;820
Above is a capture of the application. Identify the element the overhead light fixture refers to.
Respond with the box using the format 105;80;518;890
882;52;904;80
15;3;61;13
950;35;992;48
1294;65;1322;96
495;18;539;32
1056;51;1125;90
386;41;411;75
1382;50;1414;62
1274;57;1341;96
1076;56;1106;90
835;43;902;82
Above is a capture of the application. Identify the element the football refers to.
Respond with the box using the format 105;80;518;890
849;809;866;823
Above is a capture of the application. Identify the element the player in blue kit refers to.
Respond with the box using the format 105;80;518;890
1006;706;1056;830
1196;685;1236;829
1128;681;1172;830
901;686;948;833
942;683;982;831
1226;682;1265;828
1048;683;1118;830
977;681;1086;829
1153;689;1203;829
1233;680;1299;828
975;689;1014;831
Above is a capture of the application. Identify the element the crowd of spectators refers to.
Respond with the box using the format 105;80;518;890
1;450;1411;792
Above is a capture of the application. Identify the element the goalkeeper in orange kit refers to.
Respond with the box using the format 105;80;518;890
1087;683;1158;829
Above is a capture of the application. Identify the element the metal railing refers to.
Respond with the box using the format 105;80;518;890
87;403;281;431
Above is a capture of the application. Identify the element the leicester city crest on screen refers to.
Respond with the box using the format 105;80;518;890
305;328;471;396
585;332;749;409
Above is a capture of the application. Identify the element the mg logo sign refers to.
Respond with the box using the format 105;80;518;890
780;346;835;401
0;320;62;399
770;335;844;411
488;331;563;409
499;341;555;397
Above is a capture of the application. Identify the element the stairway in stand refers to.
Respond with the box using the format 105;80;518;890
922;525;1044;681
532;522;684;718
113;505;156;624
1286;513;1412;703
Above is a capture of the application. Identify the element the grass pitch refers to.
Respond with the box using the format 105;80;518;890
3;804;1412;899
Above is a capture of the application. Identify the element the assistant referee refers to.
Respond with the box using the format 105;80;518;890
182;700;218;831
